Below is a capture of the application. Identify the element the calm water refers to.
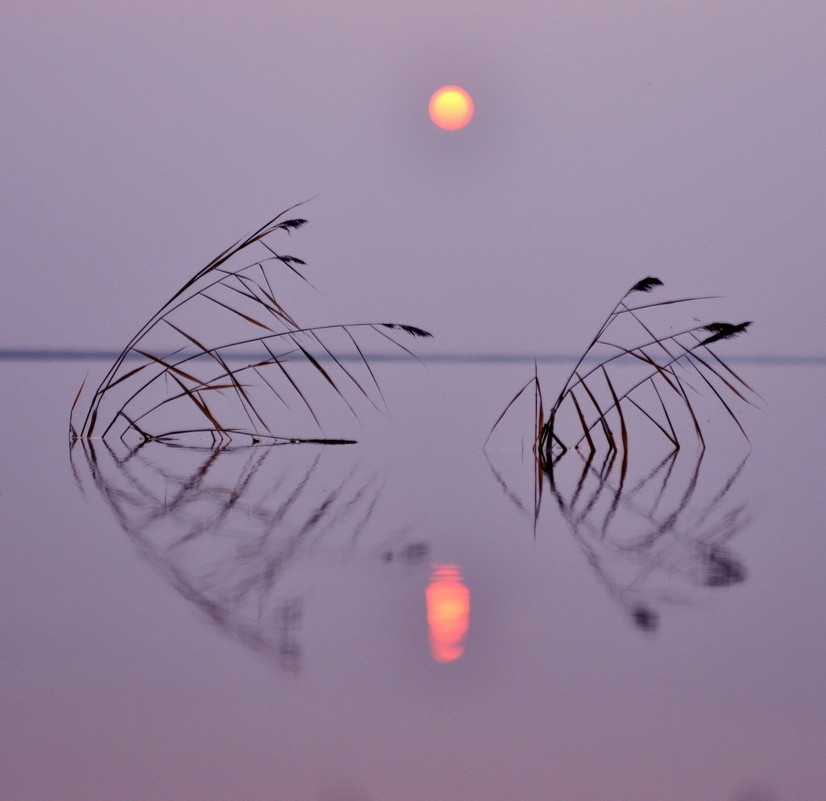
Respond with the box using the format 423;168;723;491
2;359;825;801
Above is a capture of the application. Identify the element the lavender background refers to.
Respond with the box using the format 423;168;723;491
3;0;825;357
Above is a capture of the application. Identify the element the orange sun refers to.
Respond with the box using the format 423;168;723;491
428;86;474;130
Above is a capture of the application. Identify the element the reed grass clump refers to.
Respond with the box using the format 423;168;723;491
488;277;757;457
70;206;431;445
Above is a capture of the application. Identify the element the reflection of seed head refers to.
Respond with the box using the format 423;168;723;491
632;605;658;631
401;542;429;564
704;547;747;587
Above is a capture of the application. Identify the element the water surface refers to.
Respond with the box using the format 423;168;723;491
2;359;825;801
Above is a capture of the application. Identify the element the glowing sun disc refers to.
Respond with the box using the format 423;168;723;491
429;86;474;130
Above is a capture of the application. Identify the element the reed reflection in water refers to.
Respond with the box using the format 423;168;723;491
490;445;752;631
71;438;429;672
71;427;752;676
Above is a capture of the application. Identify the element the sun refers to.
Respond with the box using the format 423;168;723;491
429;86;474;130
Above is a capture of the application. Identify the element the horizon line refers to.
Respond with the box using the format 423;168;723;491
2;347;825;366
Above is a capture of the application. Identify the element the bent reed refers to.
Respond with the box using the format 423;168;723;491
487;277;757;459
70;206;431;446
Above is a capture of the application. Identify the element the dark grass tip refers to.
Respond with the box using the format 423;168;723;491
700;321;752;345
277;218;308;232
382;324;433;338
629;277;664;293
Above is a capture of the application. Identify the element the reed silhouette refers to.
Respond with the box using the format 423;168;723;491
70;205;431;446
487;278;757;458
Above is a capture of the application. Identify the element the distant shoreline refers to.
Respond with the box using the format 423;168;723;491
2;348;825;366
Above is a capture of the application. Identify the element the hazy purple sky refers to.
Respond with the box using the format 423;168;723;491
3;0;825;356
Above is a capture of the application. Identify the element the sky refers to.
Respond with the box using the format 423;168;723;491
3;0;826;358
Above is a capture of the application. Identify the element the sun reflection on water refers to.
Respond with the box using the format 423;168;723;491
426;564;470;663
